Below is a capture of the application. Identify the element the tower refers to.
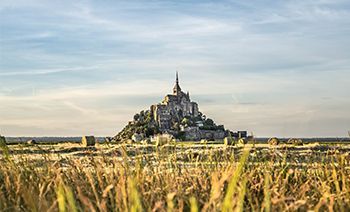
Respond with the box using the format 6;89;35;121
173;71;182;95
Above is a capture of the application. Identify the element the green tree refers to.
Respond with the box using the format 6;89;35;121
133;114;140;121
204;118;214;126
181;118;190;127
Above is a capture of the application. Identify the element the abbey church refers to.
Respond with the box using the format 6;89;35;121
150;72;199;131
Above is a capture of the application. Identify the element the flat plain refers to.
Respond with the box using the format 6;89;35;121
1;141;349;211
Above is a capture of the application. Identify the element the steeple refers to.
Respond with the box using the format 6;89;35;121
176;71;179;84
173;71;182;95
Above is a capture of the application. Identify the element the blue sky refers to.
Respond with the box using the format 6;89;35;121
0;0;349;137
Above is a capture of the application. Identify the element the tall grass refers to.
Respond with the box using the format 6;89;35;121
0;143;349;211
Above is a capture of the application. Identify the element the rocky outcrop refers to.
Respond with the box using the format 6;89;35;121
114;73;227;141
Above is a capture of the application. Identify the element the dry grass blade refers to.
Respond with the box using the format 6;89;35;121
222;148;250;212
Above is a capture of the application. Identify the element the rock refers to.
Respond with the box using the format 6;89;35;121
27;139;37;145
81;136;96;147
132;133;144;142
224;137;234;146
184;127;201;141
268;137;280;146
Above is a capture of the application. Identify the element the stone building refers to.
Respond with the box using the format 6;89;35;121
150;72;199;131
115;72;228;141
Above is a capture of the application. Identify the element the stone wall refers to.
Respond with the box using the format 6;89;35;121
183;127;226;141
199;129;226;140
184;127;201;140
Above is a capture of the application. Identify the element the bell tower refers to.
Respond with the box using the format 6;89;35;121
173;71;182;95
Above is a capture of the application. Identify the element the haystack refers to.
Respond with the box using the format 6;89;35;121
27;139;37;145
0;135;6;145
268;137;280;145
154;134;173;147
287;138;303;146
82;136;96;147
200;139;208;144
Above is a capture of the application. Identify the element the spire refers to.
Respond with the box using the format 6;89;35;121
176;71;179;84
173;71;182;95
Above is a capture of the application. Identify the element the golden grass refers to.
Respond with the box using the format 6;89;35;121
0;143;349;211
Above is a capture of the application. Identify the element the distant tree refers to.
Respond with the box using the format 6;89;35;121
176;131;186;140
133;114;140;121
193;115;203;122
217;125;225;131
181;117;190;127
145;127;155;137
204;118;214;126
145;115;151;123
140;110;145;117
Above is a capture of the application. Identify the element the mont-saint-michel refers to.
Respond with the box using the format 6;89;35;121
115;73;229;142
1;0;350;211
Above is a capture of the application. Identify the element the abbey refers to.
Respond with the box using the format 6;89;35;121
115;73;227;141
150;72;199;131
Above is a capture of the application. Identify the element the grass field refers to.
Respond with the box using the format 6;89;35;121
0;141;349;211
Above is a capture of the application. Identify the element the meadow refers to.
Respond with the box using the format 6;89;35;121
0;141;349;211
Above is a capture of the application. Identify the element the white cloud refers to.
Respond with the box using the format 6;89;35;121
0;65;99;76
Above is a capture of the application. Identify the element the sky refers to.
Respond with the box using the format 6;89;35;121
0;0;349;137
